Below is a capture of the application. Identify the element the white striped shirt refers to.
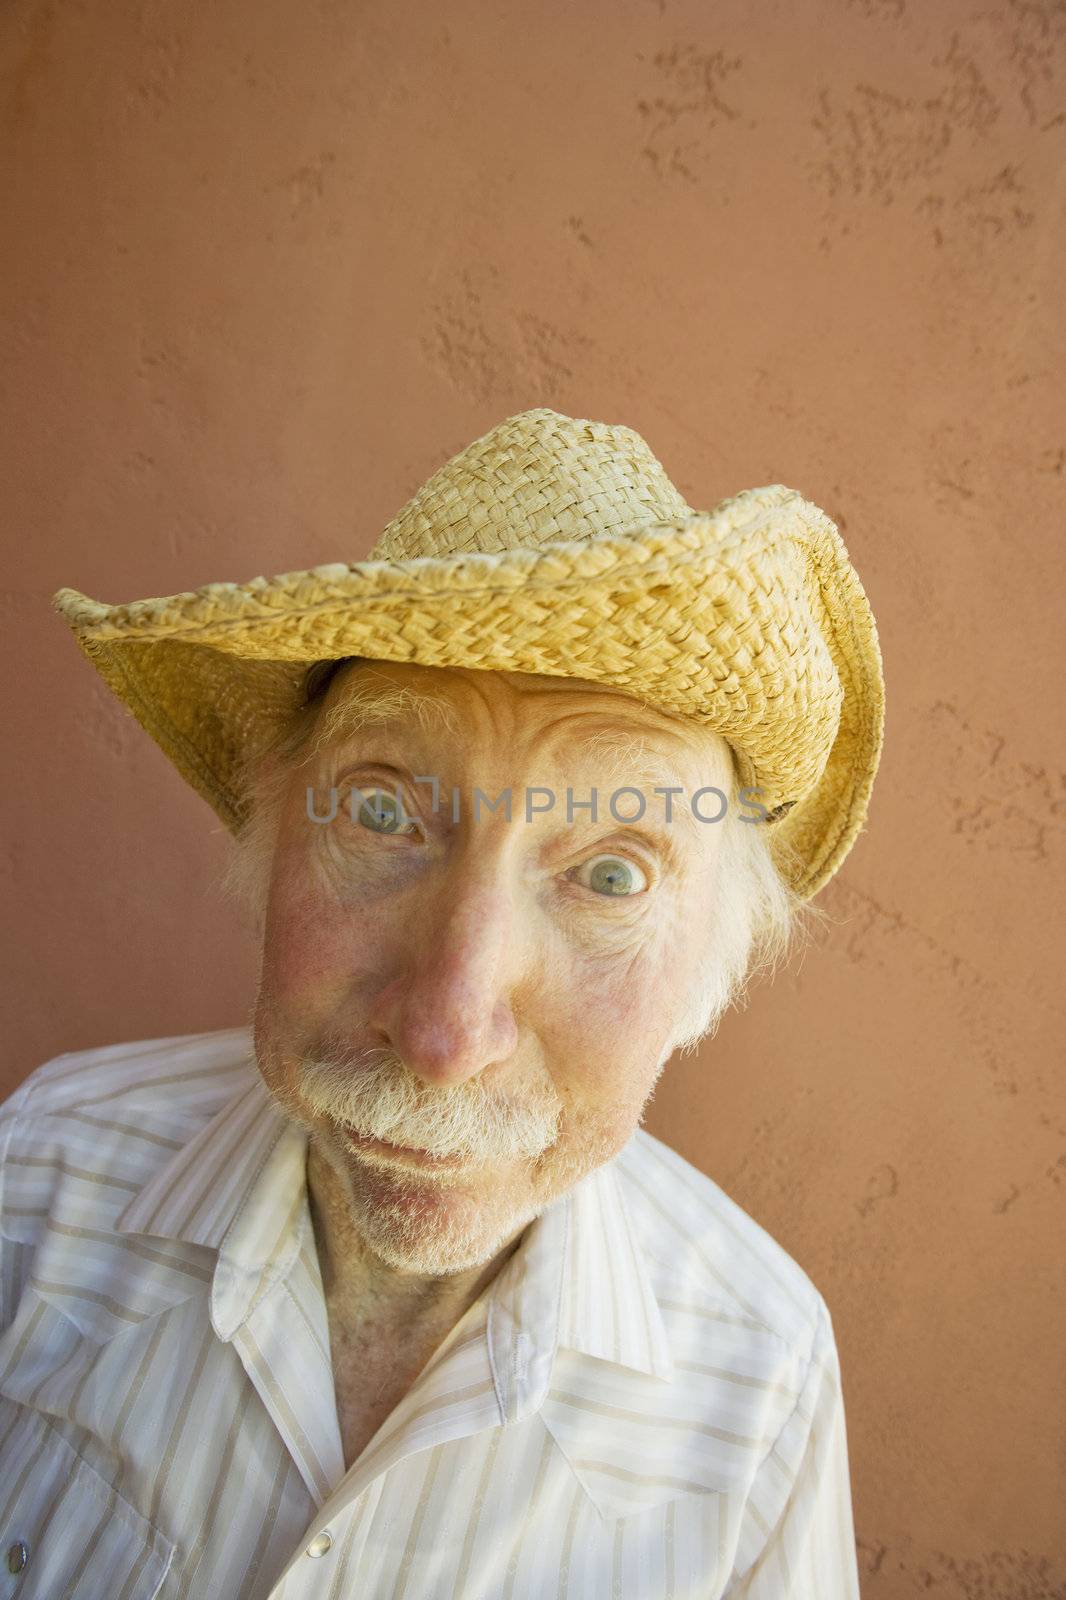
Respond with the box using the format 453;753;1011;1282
0;1028;861;1598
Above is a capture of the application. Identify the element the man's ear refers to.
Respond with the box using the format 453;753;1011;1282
220;746;292;939
255;746;284;793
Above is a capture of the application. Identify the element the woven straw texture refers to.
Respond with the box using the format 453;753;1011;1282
52;407;885;901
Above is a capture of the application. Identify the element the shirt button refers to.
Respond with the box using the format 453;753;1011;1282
305;1530;334;1558
6;1541;29;1574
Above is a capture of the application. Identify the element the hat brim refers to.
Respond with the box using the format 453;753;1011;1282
53;488;884;901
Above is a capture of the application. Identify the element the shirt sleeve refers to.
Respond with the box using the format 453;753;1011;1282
725;1297;862;1598
0;1068;41;1334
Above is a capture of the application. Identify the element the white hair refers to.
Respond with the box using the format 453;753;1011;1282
220;658;827;1058
662;796;823;1057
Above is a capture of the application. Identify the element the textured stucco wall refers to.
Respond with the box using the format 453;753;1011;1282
3;0;1064;1592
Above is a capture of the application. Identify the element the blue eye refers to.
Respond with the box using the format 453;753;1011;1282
574;855;648;897
354;790;419;836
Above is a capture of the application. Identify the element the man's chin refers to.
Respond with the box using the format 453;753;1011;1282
340;1140;501;1218
344;1170;533;1277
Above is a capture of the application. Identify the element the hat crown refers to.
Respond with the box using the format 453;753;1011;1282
368;408;695;563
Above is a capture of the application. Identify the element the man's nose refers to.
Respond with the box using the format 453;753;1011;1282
365;875;522;1087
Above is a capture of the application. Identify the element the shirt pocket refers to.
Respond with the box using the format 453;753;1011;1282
0;1400;175;1600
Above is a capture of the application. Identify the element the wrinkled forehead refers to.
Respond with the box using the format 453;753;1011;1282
311;657;738;787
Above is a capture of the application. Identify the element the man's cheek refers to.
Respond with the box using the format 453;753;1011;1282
578;961;664;1039
260;930;354;1028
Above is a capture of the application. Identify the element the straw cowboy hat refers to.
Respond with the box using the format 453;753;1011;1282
52;407;885;901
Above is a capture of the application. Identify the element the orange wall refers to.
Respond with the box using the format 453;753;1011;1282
3;1;1064;1591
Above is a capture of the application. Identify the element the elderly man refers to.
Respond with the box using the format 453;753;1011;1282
2;409;883;1598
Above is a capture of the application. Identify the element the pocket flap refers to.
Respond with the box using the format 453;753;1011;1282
0;1401;175;1599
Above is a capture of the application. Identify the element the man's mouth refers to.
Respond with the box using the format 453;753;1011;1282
341;1126;473;1168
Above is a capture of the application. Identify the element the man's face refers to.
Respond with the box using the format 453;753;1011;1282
252;660;735;1276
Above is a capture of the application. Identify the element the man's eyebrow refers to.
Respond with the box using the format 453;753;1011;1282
575;729;695;790
310;676;459;755
590;794;708;844
563;730;730;838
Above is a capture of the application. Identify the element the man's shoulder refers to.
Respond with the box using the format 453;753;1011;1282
3;1025;257;1120
615;1125;829;1360
0;1026;257;1245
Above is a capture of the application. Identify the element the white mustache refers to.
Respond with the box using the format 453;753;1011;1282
298;1042;562;1161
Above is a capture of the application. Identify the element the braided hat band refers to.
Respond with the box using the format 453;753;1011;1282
53;407;885;901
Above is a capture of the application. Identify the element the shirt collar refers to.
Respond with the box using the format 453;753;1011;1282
115;1067;674;1383
116;1073;288;1254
